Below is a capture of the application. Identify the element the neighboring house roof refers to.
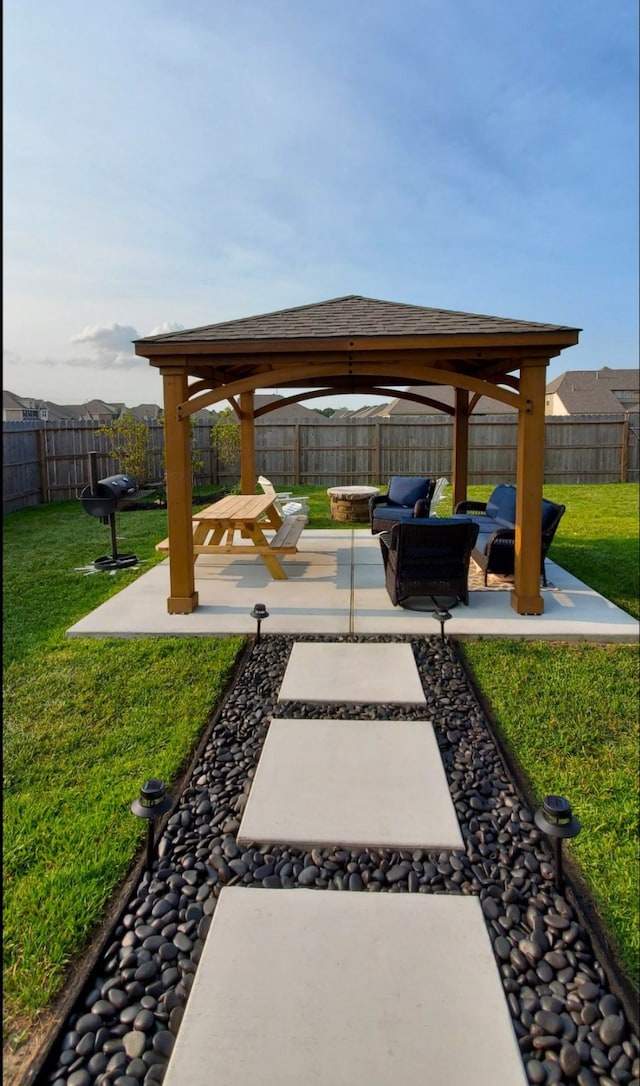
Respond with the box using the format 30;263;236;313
545;367;639;414
382;386;516;415
253;394;331;423
43;401;84;419
84;399;120;419
190;408;218;423
3;394;168;421
3;390;29;410
344;404;390;420
40;400;119;421
125;403;164;421
137;294;579;345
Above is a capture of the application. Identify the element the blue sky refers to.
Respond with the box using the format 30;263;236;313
4;0;638;409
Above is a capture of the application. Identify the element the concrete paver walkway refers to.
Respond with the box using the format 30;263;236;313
164;637;516;1083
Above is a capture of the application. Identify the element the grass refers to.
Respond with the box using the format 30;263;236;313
461;640;639;984
3;482;639;1043
3;500;244;1038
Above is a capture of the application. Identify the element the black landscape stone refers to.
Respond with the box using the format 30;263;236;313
600;1014;626;1047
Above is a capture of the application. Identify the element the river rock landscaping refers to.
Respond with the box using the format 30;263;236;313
41;635;639;1086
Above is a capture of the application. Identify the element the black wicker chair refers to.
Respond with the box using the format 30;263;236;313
369;477;436;534
379;519;479;608
454;490;566;587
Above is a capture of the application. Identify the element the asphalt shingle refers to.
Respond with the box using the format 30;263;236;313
136;295;579;345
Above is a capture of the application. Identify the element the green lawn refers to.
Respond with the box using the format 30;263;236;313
461;640;639;984
3;483;639;1047
3;500;244;1041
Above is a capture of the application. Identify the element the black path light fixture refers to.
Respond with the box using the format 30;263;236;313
131;778;172;873
534;794;581;894
431;602;452;643
250;602;270;644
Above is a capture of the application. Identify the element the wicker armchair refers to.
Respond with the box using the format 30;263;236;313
453;487;565;586
369;477;436;534
379;519;479;608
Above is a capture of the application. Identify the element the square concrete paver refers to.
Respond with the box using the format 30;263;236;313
237;718;463;850
278;641;426;703
162;887;527;1086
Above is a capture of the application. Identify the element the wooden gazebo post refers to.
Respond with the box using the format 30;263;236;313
162;368;198;614
452;388;470;508
239;391;256;493
511;360;548;615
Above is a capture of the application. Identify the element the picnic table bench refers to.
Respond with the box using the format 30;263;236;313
155;494;306;580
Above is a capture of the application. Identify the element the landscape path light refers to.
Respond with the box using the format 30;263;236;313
250;603;270;644
534;794;581;894
431;603;452;644
131;778;172;873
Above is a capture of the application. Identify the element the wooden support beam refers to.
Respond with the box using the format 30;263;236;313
452;389;469;508
239;391;255;493
178;363;522;418
163;372;198;614
511;361;547;616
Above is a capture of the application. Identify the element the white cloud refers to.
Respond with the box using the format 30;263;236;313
70;319;139;354
67;322;152;370
147;321;185;336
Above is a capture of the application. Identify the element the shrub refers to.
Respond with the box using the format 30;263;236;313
210;408;240;485
97;412;154;486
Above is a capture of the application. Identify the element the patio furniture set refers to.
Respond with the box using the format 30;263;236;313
156;476;565;609
371;477;565;610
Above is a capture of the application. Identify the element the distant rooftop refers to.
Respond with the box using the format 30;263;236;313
546;367;639;414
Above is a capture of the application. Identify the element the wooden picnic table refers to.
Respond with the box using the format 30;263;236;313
156;493;306;580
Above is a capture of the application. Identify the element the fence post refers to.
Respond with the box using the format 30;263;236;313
293;424;300;484
620;415;629;483
36;426;49;503
374;422;381;483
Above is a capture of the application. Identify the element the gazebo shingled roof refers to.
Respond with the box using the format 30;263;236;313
136;295;576;343
134;294;580;618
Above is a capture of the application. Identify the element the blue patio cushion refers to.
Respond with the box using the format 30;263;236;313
373;505;420;524
386;477;432;507
453;513;492;530
486;484;516;524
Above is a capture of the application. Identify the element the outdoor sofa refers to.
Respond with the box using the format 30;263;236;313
453;483;566;586
369;477;436;534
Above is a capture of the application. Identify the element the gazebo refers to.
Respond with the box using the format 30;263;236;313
134;295;580;617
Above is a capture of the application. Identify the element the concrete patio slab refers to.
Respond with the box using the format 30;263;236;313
277;642;426;703
236;717;463;850
162;887;527;1086
65;530;640;642
352;557;640;639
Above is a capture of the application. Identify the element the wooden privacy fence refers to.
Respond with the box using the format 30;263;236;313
3;413;639;514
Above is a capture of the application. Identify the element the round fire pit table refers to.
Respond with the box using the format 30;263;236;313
327;485;380;522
